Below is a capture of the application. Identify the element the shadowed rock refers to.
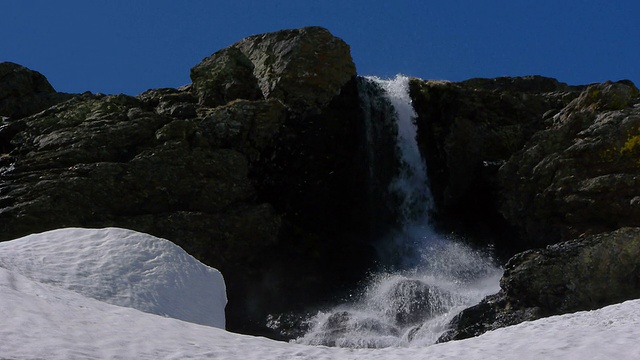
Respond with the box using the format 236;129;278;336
499;80;640;247
0;62;73;119
0;27;372;338
439;227;640;342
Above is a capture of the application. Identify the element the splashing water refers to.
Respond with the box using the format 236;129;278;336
292;75;502;348
369;76;433;227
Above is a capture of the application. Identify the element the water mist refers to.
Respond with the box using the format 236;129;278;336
291;76;503;348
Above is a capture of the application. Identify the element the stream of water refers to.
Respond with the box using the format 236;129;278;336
290;76;502;348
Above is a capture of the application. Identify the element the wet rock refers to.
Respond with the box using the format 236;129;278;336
309;311;400;347
409;76;583;252
197;99;287;162
368;279;455;326
0;118;26;153
439;227;640;342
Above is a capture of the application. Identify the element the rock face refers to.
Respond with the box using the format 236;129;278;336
439;227;640;341
411;77;640;340
232;26;356;113
413;77;640;341
499;80;640;247
0;62;72;119
409;76;583;253
410;77;640;252
0;27;374;337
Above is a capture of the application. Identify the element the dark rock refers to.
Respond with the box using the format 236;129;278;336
460;75;572;93
502;227;640;312
0;62;73;119
439;227;640;342
499;80;640;247
197;99;287;162
0;27;374;339
409;76;583;254
232;26;357;114
368;279;455;327
190;47;262;107
0;118;26;153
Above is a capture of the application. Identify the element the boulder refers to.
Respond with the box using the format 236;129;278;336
232;26;357;113
439;227;640;342
368;279;455;326
0;27;374;338
190;26;356;114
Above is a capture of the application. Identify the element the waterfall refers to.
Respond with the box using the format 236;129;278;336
288;75;502;348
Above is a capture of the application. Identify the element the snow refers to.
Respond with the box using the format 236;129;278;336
0;227;226;329
1;228;639;359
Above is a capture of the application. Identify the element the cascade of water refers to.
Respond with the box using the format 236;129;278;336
369;76;433;225
292;75;502;348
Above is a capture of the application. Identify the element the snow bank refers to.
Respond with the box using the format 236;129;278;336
1;262;639;359
0;227;226;328
1;227;639;359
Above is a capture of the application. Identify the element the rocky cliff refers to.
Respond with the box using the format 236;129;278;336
2;26;640;341
409;76;640;339
0;27;374;337
409;76;584;254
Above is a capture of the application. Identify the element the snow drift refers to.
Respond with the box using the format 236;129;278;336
0;227;639;359
0;227;226;328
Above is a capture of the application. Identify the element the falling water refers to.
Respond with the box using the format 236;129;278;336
290;75;502;348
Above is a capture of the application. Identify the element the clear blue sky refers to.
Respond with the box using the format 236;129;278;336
3;0;639;95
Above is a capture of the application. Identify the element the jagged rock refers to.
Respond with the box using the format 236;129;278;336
0;62;72;119
197;99;287;162
190;26;356;114
232;26;356;113
499;80;640;247
409;76;583;252
369;279;454;326
0;27;374;338
190;47;262;107
438;227;640;342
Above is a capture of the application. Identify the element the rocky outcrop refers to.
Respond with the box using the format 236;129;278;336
412;77;640;341
499;80;640;247
0;27;374;337
409;76;583;253
190;47;262;107
439;227;640;341
232;26;356;114
0;62;72;119
192;26;356;115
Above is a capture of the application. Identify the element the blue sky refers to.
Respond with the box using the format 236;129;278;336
3;0;639;95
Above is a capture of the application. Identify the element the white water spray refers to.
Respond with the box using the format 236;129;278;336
293;75;502;348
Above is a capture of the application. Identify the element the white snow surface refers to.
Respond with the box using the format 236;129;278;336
0;227;226;329
1;228;639;359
